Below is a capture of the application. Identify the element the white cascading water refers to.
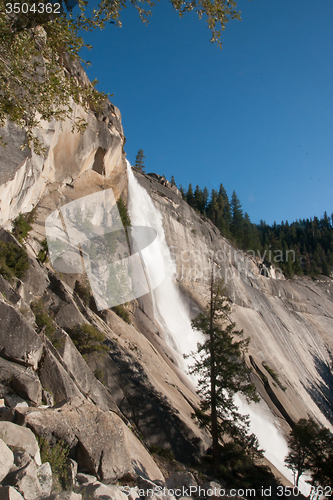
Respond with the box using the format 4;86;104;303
127;161;202;368
126;161;309;495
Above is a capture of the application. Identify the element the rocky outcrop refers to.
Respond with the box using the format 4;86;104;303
0;358;42;406
0;300;43;370
0;422;40;465
0;68;127;229
0;486;25;500
15;397;163;483
0;441;14;482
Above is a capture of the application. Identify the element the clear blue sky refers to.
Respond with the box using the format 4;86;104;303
80;0;333;225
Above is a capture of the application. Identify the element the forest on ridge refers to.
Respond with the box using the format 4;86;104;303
172;178;333;279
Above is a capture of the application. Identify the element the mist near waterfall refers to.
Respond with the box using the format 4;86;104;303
126;162;312;494
235;395;310;496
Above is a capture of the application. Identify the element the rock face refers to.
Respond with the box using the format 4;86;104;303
0;74;127;228
0;358;42;405
16;397;158;483
1;59;333;494
135;170;333;434
0;422;41;465
0;440;14;482
0;300;43;369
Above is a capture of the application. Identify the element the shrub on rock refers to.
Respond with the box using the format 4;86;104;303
66;324;108;357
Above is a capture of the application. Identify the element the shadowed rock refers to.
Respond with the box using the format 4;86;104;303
0;301;43;369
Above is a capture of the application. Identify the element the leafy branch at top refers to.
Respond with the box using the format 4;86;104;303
0;0;244;152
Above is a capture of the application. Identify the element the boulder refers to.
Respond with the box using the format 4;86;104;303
0;357;42;405
0;301;43;369
17;398;132;482
123;426;164;482
76;473;98;485
3;394;29;409
49;332;118;412
0;487;25;500
0;275;21;306
0;422;41;465
37;462;52;498
166;472;197;491
44;493;82;500
137;477;175;500
14;406;78;449
38;344;84;404
0;439;14;482
80;483;128;500
2;460;43;500
10;370;42;406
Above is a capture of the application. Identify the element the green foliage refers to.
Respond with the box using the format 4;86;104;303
0;0;106;153
218;435;264;486
149;444;175;462
37;239;49;263
0;240;29;280
1;0;242;152
179;182;332;278
230;190;244;243
94;368;106;384
37;436;70;491
285;418;333;487
12;208;37;242
31;299;56;338
74;277;91;306
135;149;145;172
112;304;131;324
262;362;287;391
117;197;131;228
66;323;109;356
188;275;259;469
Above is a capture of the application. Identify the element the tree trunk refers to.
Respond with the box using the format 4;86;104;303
210;269;219;470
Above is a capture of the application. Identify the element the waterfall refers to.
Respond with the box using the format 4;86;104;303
126;161;309;495
235;395;310;496
127;161;202;367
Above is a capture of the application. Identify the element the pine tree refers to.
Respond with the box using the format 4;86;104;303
207;189;219;224
135;149;145;171
285;418;333;488
203;187;209;213
188;274;259;470
186;183;195;207
230;190;244;245
194;185;204;212
171;175;176;186
179;185;186;200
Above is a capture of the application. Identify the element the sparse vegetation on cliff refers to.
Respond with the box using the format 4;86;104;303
0;240;29;280
66;323;109;357
38;436;70;491
12;208;37;243
112;304;131;324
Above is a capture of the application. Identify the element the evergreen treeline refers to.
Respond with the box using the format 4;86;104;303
177;181;333;279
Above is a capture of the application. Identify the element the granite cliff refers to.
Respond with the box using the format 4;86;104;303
0;66;333;499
